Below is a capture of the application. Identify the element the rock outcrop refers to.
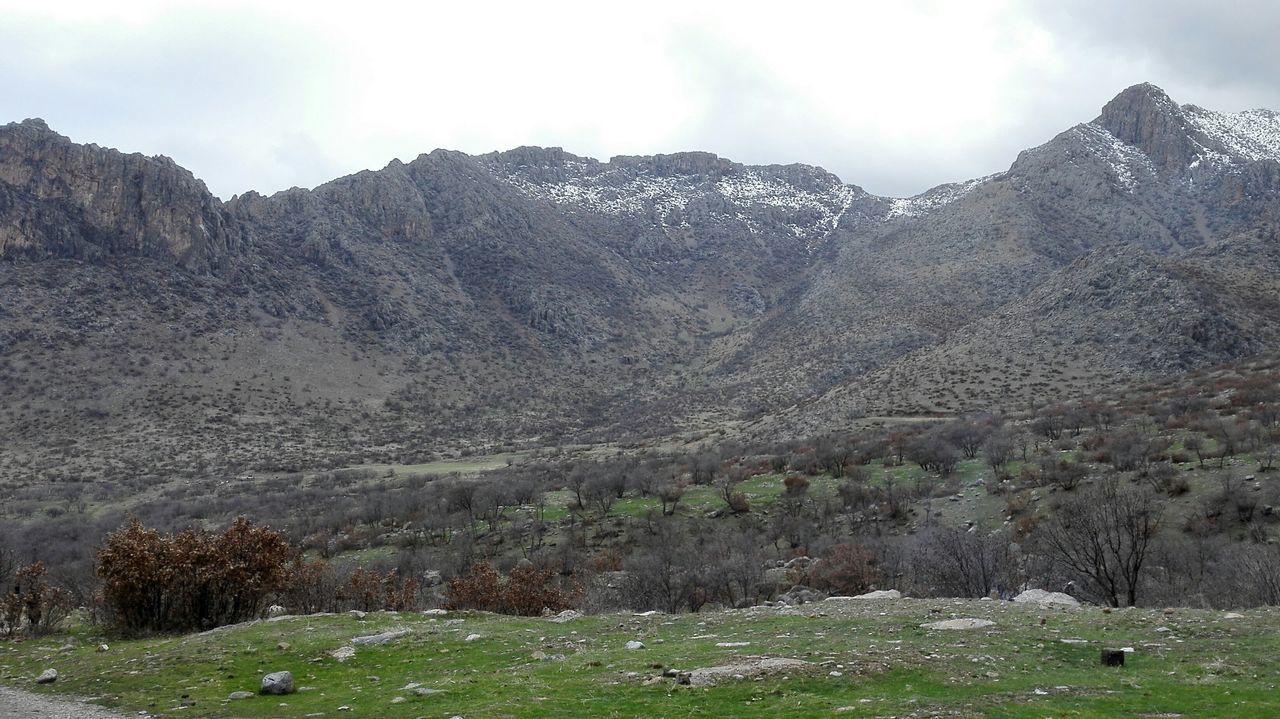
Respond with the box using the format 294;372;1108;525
0;119;236;270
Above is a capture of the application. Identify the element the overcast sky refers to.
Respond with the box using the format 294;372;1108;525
3;0;1278;200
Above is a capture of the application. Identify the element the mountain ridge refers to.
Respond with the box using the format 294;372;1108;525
3;82;1280;483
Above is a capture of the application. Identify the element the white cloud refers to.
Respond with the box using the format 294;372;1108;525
1;0;1276;199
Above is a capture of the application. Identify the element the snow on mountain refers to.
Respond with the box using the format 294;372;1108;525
495;157;866;244
1184;106;1280;164
884;174;996;219
1069;123;1159;191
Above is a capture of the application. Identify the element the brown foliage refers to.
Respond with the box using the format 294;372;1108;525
807;543;880;596
445;561;577;616
337;567;418;612
1;562;69;637
96;517;294;633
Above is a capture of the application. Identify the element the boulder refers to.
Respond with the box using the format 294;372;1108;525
828;589;901;601
777;585;826;605
35;668;57;684
260;671;295;695
625;640;646;650
352;629;410;646
921;618;995;630
1013;589;1080;607
547;609;582;623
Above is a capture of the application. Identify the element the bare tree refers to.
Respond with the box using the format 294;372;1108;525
1037;477;1163;607
912;526;1020;598
983;431;1014;478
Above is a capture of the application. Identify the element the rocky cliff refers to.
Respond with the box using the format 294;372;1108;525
2;83;1280;481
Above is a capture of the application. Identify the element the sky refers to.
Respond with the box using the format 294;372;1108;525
3;0;1279;200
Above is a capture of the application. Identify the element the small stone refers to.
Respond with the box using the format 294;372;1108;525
35;668;58;684
348;610;367;619
625;640;645;650
276;642;291;651
260;671;295;695
329;646;356;662
338;706;352;712
390;696;406;704
353;629;410;646
228;691;254;700
413;687;444;697
464;633;482;642
920;618;995;630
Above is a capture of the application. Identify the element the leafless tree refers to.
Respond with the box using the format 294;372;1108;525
1037;477;1163;607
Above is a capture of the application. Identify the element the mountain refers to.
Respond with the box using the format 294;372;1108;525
2;83;1280;483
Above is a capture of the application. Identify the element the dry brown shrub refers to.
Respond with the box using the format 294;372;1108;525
0;562;69;637
807;543;880;596
96;517;293;633
445;561;578;616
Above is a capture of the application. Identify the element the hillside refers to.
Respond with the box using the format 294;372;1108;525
4;600;1279;718
2;83;1280;484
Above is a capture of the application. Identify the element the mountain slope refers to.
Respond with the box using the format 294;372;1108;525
2;83;1280;483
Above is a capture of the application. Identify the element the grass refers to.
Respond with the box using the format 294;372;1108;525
2;600;1278;718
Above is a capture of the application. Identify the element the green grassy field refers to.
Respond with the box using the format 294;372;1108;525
2;599;1277;718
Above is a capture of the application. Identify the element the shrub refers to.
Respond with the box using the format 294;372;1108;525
1;562;69;637
337;567;418;612
807;544;879;596
96;517;294;634
783;475;810;497
445;561;577;616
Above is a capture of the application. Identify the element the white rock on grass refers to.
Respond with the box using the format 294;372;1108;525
330;646;356;662
352;629;410;646
625;640;646;650
828;589;902;601
921;618;995;630
260;671;295;695
464;633;482;642
35;668;58;684
1013;589;1080;607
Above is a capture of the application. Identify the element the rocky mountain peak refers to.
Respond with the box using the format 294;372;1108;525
0;119;236;270
1095;82;1201;173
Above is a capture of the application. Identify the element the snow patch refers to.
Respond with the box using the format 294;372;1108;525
1184;105;1280;163
885;174;995;219
1070;124;1156;191
495;160;864;248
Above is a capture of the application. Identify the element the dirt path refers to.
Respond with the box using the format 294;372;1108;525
0;684;130;719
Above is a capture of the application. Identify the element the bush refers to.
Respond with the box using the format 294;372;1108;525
96;517;294;634
445;561;577;616
337;567;418;612
807;543;879;596
783;475;810;497
1;562;70;637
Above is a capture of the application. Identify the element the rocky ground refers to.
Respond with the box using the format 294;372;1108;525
0;683;128;719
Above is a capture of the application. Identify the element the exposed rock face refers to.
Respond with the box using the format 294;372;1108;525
1096;83;1204;173
0;119;236;270
3;83;1280;477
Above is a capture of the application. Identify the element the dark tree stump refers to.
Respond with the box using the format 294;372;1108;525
1101;649;1126;667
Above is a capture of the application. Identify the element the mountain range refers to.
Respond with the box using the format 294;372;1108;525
3;82;1280;483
